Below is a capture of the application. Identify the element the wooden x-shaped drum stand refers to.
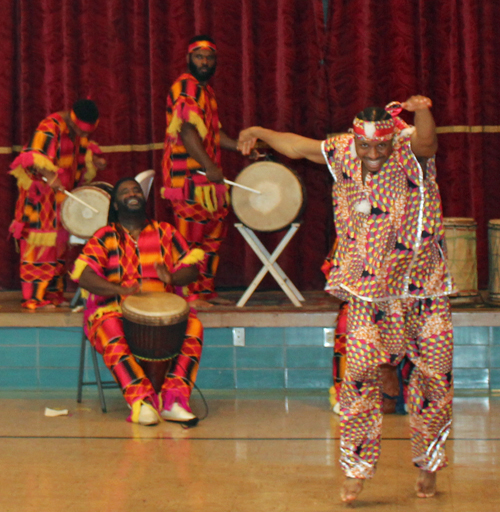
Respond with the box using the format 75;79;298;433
235;223;305;307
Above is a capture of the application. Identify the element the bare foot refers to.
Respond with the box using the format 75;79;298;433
189;299;214;309
209;296;235;305
340;477;364;503
415;470;436;498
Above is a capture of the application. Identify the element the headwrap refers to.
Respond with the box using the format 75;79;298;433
188;40;217;53
352;101;404;141
70;110;99;133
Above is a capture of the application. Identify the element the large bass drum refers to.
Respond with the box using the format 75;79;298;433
61;183;113;239
231;161;306;232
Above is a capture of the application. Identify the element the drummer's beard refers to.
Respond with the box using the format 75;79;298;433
189;59;216;82
116;197;147;219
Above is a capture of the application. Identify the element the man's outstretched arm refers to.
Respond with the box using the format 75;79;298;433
238;127;325;164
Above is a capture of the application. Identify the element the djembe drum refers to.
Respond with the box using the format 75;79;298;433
443;217;480;304
61;183;113;239
121;292;190;393
488;219;500;304
231;161;306;232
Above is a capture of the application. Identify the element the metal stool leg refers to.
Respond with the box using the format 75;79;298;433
70;287;82;308
76;331;118;413
76;332;86;404
90;343;107;413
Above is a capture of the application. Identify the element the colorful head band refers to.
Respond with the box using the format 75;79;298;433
70;110;99;133
353;117;395;141
352;101;405;141
188;40;217;53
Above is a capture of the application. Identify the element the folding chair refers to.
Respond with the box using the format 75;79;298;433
76;327;119;413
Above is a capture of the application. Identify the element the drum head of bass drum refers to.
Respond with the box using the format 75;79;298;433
231;161;304;232
61;186;111;239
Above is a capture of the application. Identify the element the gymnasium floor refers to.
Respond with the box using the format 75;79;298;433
0;389;498;511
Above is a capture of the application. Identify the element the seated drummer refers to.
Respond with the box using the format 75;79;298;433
70;177;205;426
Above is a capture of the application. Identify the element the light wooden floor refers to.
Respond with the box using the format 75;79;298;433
0;390;499;511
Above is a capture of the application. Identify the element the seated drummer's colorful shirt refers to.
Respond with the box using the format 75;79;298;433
321;120;455;302
161;72;228;211
70;221;204;327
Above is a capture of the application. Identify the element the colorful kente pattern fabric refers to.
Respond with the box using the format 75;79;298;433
161;72;229;211
339;295;453;478
330;301;348;408
8;112;102;308
321;121;454;302
172;199;228;300
70;221;204;407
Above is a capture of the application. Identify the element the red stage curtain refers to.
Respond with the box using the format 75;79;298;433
1;0;500;293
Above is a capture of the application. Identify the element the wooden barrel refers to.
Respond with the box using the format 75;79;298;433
443;217;480;304
488;219;500;303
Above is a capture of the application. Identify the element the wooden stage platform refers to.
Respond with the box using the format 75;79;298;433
1;289;500;328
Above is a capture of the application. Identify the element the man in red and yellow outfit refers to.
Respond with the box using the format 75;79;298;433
9;99;106;309
71;177;205;426
239;96;455;503
161;35;244;308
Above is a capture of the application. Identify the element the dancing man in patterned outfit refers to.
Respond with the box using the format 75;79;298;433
71;178;205;426
161;35;245;308
238;96;455;502
9;99;106;309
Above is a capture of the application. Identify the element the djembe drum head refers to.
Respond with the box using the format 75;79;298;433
231;161;305;232
121;292;190;362
61;184;112;239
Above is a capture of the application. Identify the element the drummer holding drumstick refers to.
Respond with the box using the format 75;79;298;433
238;96;455;502
8;99;106;310
161;35;255;308
71;177;205;426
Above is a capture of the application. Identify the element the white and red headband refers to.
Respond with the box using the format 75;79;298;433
352;101;404;141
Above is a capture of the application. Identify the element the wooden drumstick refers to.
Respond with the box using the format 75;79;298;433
196;171;261;195
41;177;100;213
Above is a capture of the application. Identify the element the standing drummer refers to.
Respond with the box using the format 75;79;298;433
161;35;247;308
8;99;106;309
70;177;205;426
238;96;455;502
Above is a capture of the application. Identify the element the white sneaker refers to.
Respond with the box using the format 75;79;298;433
138;403;160;426
161;402;198;424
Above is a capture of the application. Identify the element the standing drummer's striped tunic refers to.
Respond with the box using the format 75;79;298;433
70;221;205;411
8;112;101;308
161;73;229;300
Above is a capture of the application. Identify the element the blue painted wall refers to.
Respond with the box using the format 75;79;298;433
0;326;499;391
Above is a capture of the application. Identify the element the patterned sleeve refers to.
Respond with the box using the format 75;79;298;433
10;117;63;177
70;227;113;282
159;222;204;270
166;79;208;140
25;117;62;160
321;137;340;182
394;126;424;185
